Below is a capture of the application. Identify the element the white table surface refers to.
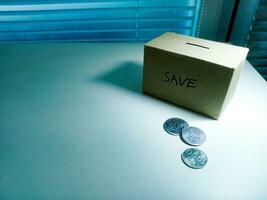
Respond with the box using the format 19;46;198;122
0;43;267;200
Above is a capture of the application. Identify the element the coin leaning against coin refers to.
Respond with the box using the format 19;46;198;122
181;148;208;169
163;118;189;136
181;126;206;146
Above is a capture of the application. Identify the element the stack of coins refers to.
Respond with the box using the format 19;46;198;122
163;118;207;169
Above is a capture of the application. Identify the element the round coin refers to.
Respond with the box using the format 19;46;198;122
163;118;189;136
181;126;206;146
181;148;208;169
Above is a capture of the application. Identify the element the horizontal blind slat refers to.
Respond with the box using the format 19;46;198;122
0;20;193;33
0;9;137;22
0;1;137;11
138;0;196;7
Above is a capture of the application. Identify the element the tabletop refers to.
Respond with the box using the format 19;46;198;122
0;43;267;200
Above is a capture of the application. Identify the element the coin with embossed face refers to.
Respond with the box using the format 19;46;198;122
181;148;208;169
181;126;206;146
163;118;189;136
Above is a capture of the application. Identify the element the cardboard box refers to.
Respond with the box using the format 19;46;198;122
143;32;249;119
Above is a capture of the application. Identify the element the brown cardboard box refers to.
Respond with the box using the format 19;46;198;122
143;32;249;119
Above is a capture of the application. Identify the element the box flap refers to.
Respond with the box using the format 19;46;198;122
145;32;249;68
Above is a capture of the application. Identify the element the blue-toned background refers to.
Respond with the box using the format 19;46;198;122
0;0;202;41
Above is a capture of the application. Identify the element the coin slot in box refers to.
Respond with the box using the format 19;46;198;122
143;32;249;119
185;42;210;50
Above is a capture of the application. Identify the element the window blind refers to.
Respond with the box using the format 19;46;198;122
0;0;202;42
247;0;267;80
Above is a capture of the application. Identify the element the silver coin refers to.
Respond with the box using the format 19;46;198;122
181;148;208;169
163;118;189;136
181;126;206;146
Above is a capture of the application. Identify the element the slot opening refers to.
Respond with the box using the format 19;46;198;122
186;42;210;50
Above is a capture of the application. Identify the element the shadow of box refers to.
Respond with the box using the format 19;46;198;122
95;62;143;93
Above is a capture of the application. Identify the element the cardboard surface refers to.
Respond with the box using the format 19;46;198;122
146;32;249;69
143;32;249;119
